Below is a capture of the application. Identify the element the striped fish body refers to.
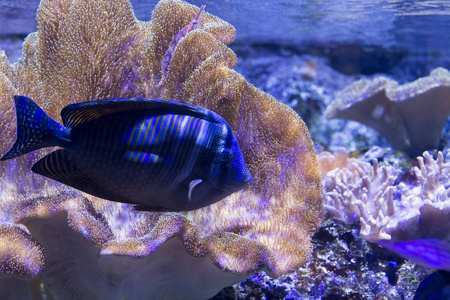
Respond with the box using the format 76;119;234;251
1;96;252;211
67;111;236;210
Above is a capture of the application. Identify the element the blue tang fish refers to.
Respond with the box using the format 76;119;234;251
379;239;450;270
379;239;450;299
1;96;252;211
414;270;450;300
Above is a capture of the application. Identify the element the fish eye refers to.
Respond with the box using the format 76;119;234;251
221;149;235;162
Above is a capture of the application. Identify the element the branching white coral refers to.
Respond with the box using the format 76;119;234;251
412;152;450;207
323;151;450;243
324;158;397;241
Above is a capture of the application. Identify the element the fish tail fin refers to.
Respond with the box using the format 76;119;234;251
0;95;70;161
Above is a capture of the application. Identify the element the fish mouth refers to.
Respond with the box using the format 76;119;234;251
245;172;253;183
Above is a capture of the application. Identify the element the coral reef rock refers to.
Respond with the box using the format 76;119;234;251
213;220;432;299
0;0;322;299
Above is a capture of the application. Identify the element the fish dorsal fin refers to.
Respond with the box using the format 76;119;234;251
61;97;220;129
188;179;202;202
31;149;126;203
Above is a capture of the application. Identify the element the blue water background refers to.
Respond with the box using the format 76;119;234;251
1;0;450;55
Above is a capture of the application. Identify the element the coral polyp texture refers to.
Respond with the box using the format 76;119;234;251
325;67;450;157
0;0;323;299
321;150;450;250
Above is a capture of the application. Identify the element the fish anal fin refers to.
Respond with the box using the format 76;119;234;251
31;149;122;202
133;205;170;212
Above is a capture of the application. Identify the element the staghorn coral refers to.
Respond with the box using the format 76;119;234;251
322;154;398;241
325;67;450;157
0;0;322;299
323;150;450;245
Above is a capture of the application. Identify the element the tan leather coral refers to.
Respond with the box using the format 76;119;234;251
325;68;450;157
0;0;323;298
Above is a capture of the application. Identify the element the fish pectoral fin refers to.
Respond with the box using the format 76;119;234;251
188;179;202;202
31;149;119;202
124;151;162;164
